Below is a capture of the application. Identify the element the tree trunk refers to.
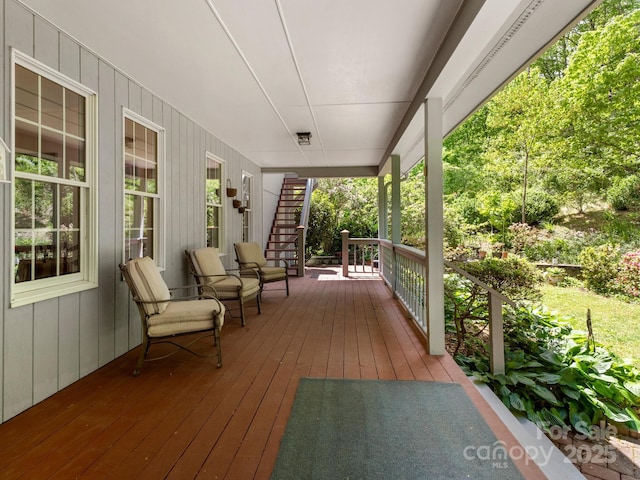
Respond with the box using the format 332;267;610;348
521;150;529;224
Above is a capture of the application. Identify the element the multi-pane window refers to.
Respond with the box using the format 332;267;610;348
123;113;163;263
12;52;97;305
241;171;252;242
205;154;224;249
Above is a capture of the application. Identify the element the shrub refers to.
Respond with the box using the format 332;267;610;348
615;250;640;299
507;223;537;255
457;256;543;303
445;257;543;358
578;244;621;294
443;205;468;249
512;188;560;225
449;193;488;226
607;175;640;211
523;226;606;264
307;193;337;255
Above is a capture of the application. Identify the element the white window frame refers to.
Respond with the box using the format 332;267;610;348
241;171;253;242
122;108;165;268
205;152;225;252
10;49;99;307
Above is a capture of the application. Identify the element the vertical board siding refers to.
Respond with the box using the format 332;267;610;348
0;0;6;430
33;298;59;403
98;60;116;367
0;0;263;422
3;307;34;419
34;16;58;68
5;0;33;55
79;289;100;377
58;295;81;389
2;0;34;422
114;71;131;357
59;33;80;81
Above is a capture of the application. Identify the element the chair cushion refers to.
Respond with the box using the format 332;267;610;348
192;247;227;285
128;257;171;315
211;276;261;299
260;266;287;281
238;277;261;296
235;242;267;267
147;299;225;337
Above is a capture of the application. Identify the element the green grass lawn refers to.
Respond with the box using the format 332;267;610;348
540;285;640;369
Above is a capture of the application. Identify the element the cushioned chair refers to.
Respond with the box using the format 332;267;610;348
186;247;261;327
120;256;225;376
234;242;289;296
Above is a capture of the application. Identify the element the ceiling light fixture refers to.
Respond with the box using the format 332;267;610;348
296;132;311;146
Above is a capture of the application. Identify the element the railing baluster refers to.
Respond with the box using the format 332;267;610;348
488;293;505;375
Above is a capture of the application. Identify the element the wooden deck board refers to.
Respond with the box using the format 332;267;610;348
0;267;544;479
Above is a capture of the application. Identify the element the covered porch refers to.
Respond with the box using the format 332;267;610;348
0;268;546;479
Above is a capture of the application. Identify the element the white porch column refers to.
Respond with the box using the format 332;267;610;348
377;177;387;240
391;155;401;245
424;98;445;355
390;155;402;293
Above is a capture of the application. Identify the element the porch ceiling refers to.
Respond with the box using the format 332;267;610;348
20;0;599;176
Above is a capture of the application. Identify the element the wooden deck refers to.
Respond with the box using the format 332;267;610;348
0;267;545;479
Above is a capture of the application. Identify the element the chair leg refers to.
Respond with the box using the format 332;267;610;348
285;276;290;296
239;297;246;327
256;293;261;314
214;325;223;368
133;336;150;376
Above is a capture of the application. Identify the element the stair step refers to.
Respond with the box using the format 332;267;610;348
266;176;311;276
283;178;307;183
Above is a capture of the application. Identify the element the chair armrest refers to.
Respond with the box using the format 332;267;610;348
170;285;225;305
192;273;232;282
226;268;260;279
238;261;261;269
168;284;203;296
131;289;224;313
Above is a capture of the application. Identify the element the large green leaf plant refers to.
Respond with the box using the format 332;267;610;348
455;306;640;435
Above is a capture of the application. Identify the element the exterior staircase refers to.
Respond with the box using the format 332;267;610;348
265;177;313;276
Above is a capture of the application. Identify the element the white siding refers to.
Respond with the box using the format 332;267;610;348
0;0;263;422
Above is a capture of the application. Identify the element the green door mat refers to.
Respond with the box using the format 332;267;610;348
271;378;526;480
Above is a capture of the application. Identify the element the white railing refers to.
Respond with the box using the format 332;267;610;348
340;231;379;276
342;232;508;374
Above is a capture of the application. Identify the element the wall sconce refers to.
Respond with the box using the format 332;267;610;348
296;132;312;146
